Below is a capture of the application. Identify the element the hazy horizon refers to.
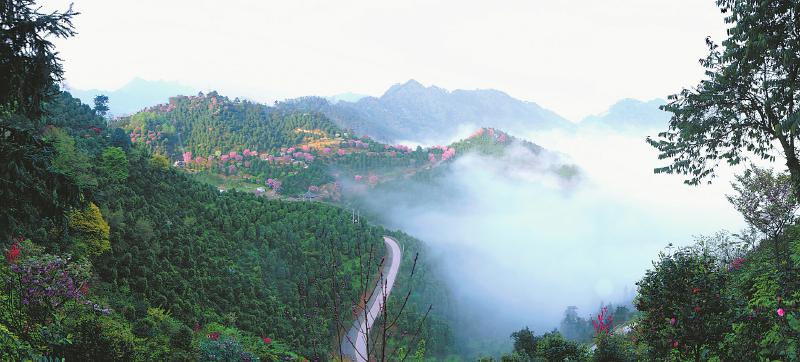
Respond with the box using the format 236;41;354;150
42;0;727;121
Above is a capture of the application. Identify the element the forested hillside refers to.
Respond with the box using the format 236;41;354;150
119;90;573;203
117;91;343;157
0;3;454;360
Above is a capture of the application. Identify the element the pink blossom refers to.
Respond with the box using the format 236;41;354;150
228;151;237;158
428;153;437;163
441;147;456;161
354;175;363;182
267;178;282;191
368;175;379;184
304;154;315;162
669;317;676;325
730;257;746;271
302;145;310;151
323;147;331;154
778;308;786;317
592;306;613;335
182;152;193;164
6;242;20;264
287;147;296;153
338;149;346;156
469;128;485;138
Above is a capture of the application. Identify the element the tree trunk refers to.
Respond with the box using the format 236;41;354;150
784;151;800;200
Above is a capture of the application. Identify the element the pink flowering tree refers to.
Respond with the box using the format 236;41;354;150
441;147;456;161
267;178;282;192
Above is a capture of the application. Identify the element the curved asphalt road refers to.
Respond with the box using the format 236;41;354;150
340;236;402;362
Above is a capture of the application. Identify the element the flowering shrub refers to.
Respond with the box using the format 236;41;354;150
592;306;613;335
10;254;91;308
730;257;746;271
635;244;730;360
6;241;21;264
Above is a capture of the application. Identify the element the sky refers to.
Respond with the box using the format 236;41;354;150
41;0;728;121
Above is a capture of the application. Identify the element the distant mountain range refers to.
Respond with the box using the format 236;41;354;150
69;77;670;142
66;77;195;116
326;92;369;104
580;98;669;132
281;79;574;144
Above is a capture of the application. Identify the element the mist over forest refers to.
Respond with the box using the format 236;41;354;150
5;1;800;361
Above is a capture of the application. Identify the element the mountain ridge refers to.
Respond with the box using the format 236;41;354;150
282;79;574;144
67;77;195;116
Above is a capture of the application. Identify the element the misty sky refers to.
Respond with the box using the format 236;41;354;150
42;0;727;121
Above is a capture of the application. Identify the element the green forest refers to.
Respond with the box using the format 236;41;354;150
0;2;453;360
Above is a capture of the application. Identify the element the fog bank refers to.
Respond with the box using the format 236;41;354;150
355;127;748;353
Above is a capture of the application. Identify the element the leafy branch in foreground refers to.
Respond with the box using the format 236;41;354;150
647;1;800;197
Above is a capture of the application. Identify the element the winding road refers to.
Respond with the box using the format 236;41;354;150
340;236;402;362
